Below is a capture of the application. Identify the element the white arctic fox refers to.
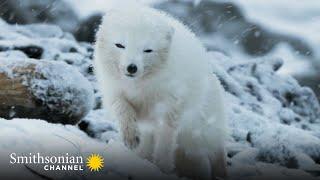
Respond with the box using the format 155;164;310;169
94;4;227;180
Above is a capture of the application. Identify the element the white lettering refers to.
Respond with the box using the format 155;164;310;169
9;153;16;164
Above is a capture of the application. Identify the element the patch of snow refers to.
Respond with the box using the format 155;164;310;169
0;118;179;180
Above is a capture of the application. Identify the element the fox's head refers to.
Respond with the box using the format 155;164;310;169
95;8;175;81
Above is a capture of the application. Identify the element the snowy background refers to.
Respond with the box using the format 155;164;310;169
0;0;319;179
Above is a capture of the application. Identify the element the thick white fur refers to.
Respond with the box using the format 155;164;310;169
94;4;227;180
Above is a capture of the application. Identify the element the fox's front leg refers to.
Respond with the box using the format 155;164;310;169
153;102;181;173
111;97;140;149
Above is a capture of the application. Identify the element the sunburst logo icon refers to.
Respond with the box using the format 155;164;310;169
86;154;104;172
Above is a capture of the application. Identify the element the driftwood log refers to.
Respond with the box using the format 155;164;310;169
0;58;94;124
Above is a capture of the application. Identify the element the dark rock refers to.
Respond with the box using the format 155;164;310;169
0;46;9;52
69;47;78;53
87;64;94;75
79;113;117;138
246;132;252;144
14;45;43;59
78;120;89;132
75;14;103;42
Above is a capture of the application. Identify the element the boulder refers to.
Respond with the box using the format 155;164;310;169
75;14;103;43
0;58;94;124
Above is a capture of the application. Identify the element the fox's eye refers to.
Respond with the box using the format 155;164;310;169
115;43;125;49
144;49;153;53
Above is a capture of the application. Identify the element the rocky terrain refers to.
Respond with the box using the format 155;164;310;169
0;1;319;179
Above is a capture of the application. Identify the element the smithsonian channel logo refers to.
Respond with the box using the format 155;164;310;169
9;153;104;172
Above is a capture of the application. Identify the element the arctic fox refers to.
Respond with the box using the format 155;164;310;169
94;5;227;180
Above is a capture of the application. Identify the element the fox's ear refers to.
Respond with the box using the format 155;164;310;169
165;26;175;41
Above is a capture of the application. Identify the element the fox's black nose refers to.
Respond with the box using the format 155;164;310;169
127;64;138;74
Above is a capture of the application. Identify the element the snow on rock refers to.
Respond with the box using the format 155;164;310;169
0;19;101;109
0;58;94;124
209;52;320;178
78;109;119;142
0;18;93;76
0;118;179;180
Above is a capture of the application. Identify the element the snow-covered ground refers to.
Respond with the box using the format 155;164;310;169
0;1;320;179
0;118;178;180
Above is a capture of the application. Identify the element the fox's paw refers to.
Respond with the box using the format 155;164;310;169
122;126;140;149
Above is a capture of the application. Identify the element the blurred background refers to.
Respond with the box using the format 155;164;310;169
0;0;319;99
